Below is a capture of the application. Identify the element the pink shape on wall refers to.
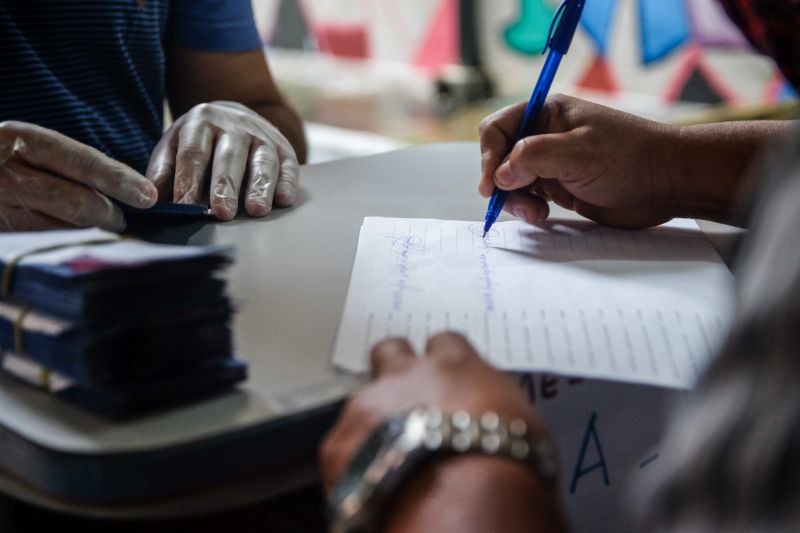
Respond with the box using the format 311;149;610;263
413;0;459;73
315;24;370;58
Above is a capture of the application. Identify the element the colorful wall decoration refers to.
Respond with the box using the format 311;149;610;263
255;0;459;72
252;0;796;108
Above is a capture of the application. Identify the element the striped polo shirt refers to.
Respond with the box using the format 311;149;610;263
0;0;262;174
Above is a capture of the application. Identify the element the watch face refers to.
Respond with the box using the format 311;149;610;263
330;414;408;507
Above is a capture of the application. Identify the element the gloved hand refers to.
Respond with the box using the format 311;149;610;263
0;121;158;232
146;101;300;221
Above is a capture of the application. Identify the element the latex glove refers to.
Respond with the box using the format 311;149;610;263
320;333;567;533
479;94;677;229
146;101;299;221
0;121;158;232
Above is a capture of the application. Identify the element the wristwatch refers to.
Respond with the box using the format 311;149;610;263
328;406;558;533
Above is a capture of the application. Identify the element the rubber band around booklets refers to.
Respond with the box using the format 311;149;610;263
0;236;127;389
0;237;127;300
9;306;51;389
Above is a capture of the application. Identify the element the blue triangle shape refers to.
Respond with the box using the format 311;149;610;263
779;80;798;102
640;0;690;64
581;0;618;56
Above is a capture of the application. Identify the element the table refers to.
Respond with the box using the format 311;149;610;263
0;143;740;519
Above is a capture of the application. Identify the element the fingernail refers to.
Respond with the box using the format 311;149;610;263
496;163;515;187
247;198;271;217
220;197;237;219
140;188;157;206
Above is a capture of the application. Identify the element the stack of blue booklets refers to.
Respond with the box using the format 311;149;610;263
0;229;246;418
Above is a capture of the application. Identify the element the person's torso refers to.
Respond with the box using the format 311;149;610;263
0;0;170;173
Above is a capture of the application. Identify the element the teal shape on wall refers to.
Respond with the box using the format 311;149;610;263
504;0;557;56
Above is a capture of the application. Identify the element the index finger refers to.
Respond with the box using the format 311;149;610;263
2;121;157;208
478;102;526;198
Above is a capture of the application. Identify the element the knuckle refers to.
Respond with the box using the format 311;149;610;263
515;136;544;164
214;173;234;187
192;102;213;119
214;148;237;167
478;116;493;135
252;150;279;169
550;93;577;122
515;136;531;153
65;147;102;176
0;120;20;136
252;141;277;158
0;123;29;161
178;144;208;163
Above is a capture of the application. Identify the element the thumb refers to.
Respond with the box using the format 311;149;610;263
494;132;578;191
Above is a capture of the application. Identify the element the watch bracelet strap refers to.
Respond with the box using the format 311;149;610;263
416;408;558;489
331;407;559;533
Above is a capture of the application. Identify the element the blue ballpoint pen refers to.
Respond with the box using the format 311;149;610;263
482;0;587;237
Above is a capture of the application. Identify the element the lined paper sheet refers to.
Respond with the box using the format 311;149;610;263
333;217;734;389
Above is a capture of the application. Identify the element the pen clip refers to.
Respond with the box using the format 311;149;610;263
542;0;569;55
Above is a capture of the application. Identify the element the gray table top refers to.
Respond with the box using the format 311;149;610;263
0;143;501;456
0;142;741;516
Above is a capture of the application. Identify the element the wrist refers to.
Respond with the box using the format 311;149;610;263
385;455;568;533
661;121;790;223
660;124;732;222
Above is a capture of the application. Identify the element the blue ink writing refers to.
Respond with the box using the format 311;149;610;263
477;236;496;313
384;234;424;312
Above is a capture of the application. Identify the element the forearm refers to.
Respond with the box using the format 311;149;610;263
663;120;795;224
384;456;569;533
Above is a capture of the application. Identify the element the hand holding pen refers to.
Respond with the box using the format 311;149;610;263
479;95;683;230
481;0;587;237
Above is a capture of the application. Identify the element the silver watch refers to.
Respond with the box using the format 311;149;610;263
328;406;558;533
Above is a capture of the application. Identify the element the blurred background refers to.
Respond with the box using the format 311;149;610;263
250;0;799;163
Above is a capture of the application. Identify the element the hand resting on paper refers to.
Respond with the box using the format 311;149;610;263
0;121;158;232
146;101;300;221
479;94;792;228
320;332;568;533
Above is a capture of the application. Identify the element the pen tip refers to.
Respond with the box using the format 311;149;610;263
482;232;487;238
